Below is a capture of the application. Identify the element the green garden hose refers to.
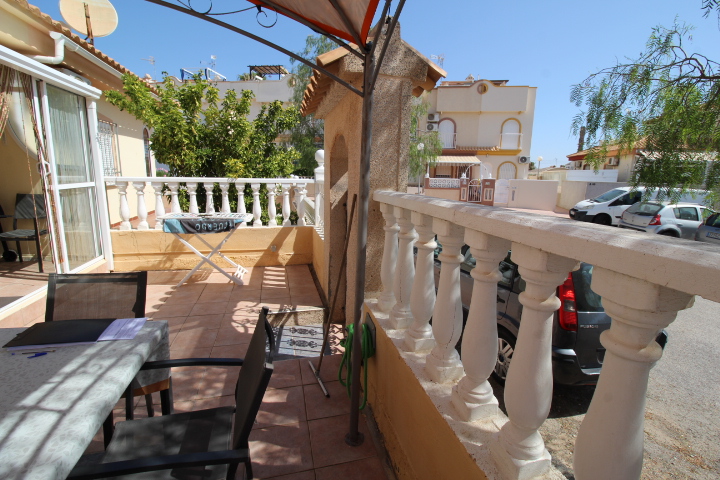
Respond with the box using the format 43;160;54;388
338;323;375;409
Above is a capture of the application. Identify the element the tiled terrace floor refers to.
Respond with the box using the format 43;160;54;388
0;258;54;309
88;265;394;480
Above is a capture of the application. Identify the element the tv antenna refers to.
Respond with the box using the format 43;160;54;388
141;56;157;80
59;0;118;45
430;54;445;69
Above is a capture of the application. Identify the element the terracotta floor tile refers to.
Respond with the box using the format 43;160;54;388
193;394;235;410
264;470;316;480
153;302;195;318
170;345;213;359
181;313;225;331
214;326;254;346
314;457;388;480
226;299;264;313
255;385;306;428
300;354;344;385
308;414;376;469
249;422;314;479
303;381;351;421
172;328;219;349
269;359;303;389
196;366;240;398
211;343;250;358
189;301;230;316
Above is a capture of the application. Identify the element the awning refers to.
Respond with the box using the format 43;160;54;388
250;0;381;45
435;155;482;165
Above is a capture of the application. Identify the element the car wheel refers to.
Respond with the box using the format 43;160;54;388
658;230;678;237
492;328;516;384
592;214;612;226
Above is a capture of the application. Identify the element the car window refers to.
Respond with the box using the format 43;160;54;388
572;264;604;312
591;189;626;203
626;202;663;215
673;207;699;221
461;250;476;274
707;213;720;228
498;259;515;290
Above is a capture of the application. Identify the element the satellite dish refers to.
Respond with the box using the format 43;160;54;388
59;0;118;38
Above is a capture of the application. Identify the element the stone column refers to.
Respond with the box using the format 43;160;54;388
452;230;509;421
187;183;199;214
573;268;693;480
425;219;464;383
203;183;215;214
492;243;578;479
268;187;278;227
251;183;262;226
150;182;166;230
403;212;436;352
281;184;292;226
117;182;131;231
167;182;181;213
389;206;416;329
236;182;247;225
219;182;231;213
377;202;398;313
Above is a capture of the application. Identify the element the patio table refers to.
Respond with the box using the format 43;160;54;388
0;321;167;480
160;212;254;287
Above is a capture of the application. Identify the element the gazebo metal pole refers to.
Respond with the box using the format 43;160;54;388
346;47;375;447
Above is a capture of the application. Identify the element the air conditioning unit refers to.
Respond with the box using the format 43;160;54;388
518;156;529;164
426;123;437;131
608;157;620;166
427;113;440;122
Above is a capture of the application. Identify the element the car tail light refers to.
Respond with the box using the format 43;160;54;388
648;215;662;226
558;273;578;332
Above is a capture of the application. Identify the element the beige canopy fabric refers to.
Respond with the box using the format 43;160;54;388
435;155;482;165
251;0;381;44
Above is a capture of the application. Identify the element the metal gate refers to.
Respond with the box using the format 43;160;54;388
467;179;482;202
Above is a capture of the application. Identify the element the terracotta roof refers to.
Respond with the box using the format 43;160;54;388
300;44;446;116
567;139;647;160
11;0;138;80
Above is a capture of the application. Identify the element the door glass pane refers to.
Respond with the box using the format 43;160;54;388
46;85;93;184
59;188;101;270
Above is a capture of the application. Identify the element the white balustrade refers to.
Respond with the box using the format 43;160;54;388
389;207;415;329
425;219;465;383
377;203;398;313
451;231;509;421
105;177;317;230
403;212;436;352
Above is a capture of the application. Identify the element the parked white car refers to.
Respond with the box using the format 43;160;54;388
569;187;708;227
618;202;713;238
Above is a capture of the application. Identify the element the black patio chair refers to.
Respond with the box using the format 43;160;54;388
68;307;275;480
0;194;48;272
46;272;173;422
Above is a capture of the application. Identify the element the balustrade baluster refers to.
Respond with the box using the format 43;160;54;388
219;182;230;213
251;183;262;226
573;269;693;480
451;231;509;421
282;185;291;226
377;203;398;313
131;182;149;230
296;184;307;226
425;220;465;383
389;207;415;329
168;182;181;213
404;212;436;352
203;183;215;214
187;183;199;214
117;182;131;231
150;182;166;230
236;182;247;226
492;243;577;479
314;149;324;228
268;186;278;227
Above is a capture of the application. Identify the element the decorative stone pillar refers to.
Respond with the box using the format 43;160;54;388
132;182;149;230
281;184;291;226
296;183;307;226
150;182;166;230
314;150;325;228
203;183;215;214
403;212;436;352
251;183;262;226
377;202;398;313
451;230;510;421
425;219;465;383
267;186;278;227
219;182;231;213
187;183;199;214
492;243;578;480
236;182;247;225
117;182;131;231
167;182;181;213
573;268;694;480
389;207;416;329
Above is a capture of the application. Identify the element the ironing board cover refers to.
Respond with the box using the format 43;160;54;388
160;213;252;234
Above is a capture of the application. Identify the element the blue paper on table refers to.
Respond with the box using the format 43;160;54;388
163;217;244;234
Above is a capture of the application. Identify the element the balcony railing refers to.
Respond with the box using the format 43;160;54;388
372;189;720;479
105;176;323;231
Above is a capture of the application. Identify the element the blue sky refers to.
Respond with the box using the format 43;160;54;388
30;0;720;166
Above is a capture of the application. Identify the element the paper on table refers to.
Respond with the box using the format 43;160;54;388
98;318;147;341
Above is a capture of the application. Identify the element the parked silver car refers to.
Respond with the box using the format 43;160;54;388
695;212;720;245
618;202;712;238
